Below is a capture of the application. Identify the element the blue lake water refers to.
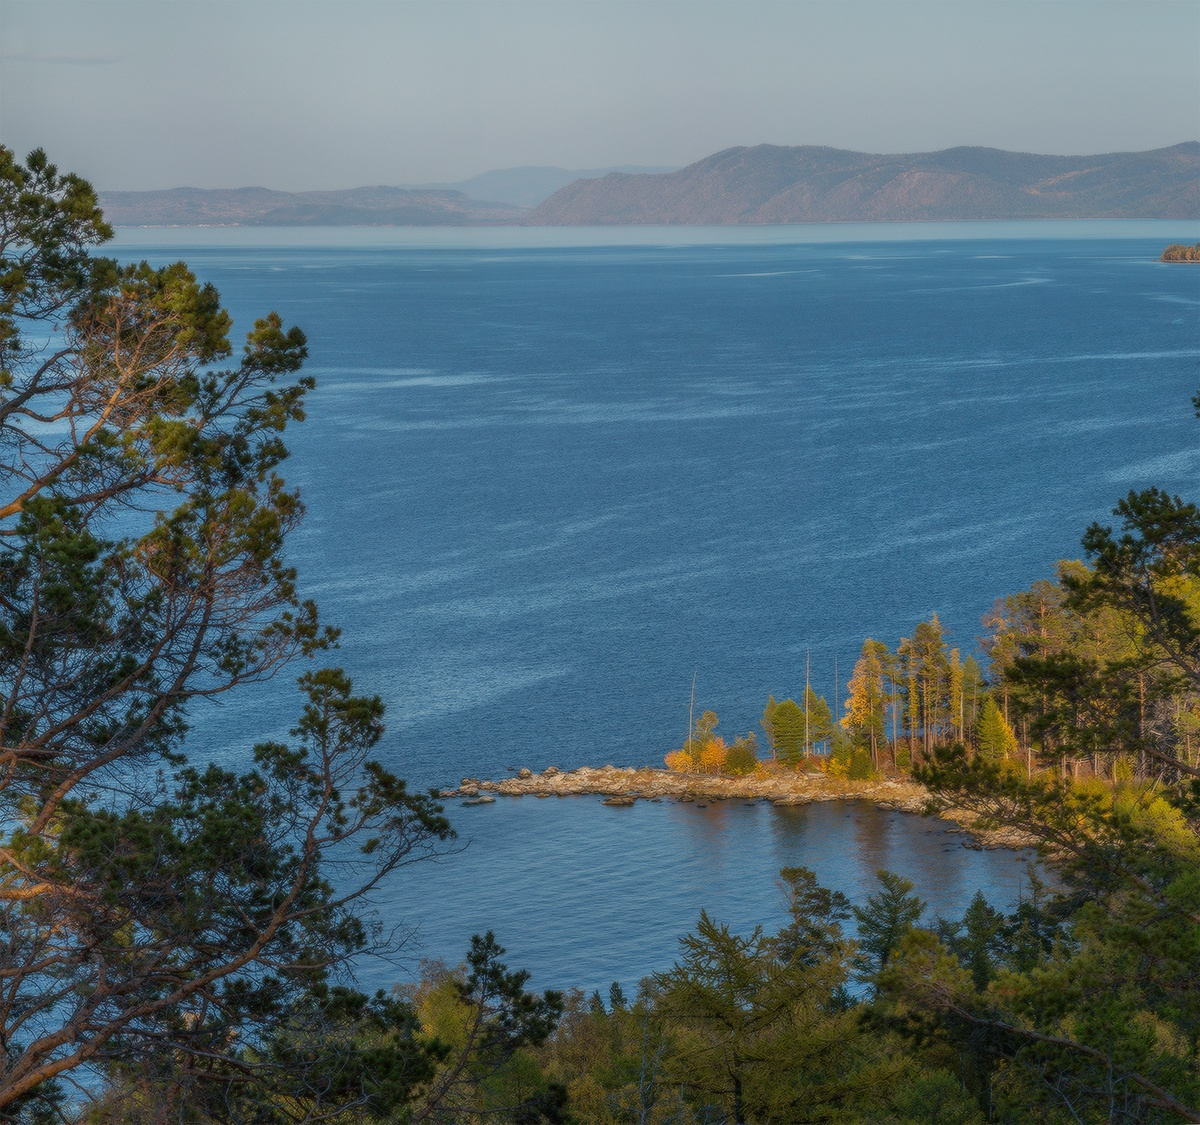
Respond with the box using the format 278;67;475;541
111;222;1200;991
373;796;1042;995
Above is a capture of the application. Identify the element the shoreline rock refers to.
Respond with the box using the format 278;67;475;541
441;765;1038;852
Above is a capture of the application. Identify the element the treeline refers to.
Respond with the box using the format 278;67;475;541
666;554;1199;792
528;866;1080;1125
1161;242;1200;261
665;618;988;781
88;839;1200;1124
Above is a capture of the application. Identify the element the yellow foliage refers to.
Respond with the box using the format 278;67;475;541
664;749;692;772
409;965;472;1047
567;1075;617;1124
699;737;727;774
1069;777;1200;861
824;755;849;780
1112;783;1200;860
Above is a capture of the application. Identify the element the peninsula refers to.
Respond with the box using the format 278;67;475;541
441;765;1035;850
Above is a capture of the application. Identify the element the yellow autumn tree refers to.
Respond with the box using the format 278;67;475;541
841;639;891;767
664;749;692;772
699;737;728;774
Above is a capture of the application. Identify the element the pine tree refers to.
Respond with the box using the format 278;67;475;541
975;695;1018;764
770;698;806;765
853;870;925;979
0;147;475;1116
948;647;964;742
961;654;986;742
911;615;952;754
803;684;836;754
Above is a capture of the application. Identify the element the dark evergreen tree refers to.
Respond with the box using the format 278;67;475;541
853;870;926;979
0;147;556;1119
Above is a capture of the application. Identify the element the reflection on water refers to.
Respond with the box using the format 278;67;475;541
372;797;1044;995
852;802;894;876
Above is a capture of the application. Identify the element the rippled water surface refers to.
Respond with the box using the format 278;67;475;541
112;222;1199;988
375;797;1041;994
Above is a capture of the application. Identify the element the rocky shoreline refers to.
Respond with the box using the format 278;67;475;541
440;765;1037;852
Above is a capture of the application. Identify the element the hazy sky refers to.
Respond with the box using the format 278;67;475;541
2;1;1197;191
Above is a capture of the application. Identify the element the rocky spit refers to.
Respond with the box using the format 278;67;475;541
440;765;1037;852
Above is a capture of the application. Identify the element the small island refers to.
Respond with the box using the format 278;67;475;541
1161;242;1200;261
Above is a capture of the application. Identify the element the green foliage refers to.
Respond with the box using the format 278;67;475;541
679;708;720;763
1073;485;1200;691
828;740;878;779
883;1070;985;1125
974;695;1017;765
804;684;837;751
842;637;892;761
537;983;675;1124
5;671;456;1117
654;907;870;1123
537;871;997;1125
767;696;806;764
0;146;112;368
724;732;760;775
908;414;1200;1120
937;890;1006;993
0;148;469;1118
982;486;1200;779
854;870;926;978
960;654;985;735
402;933;566;1124
770;865;854;972
900;615;954;761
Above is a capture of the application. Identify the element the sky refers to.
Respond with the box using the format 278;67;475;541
1;0;1197;192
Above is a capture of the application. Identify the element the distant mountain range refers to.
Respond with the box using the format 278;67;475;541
414;165;679;208
100;146;1197;227
97;185;524;227
524;143;1199;224
99;165;678;226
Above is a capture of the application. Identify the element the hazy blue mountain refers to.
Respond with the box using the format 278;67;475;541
98;185;526;227
524;143;1200;224
99;146;1196;227
100;166;681;226
417;165;680;208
